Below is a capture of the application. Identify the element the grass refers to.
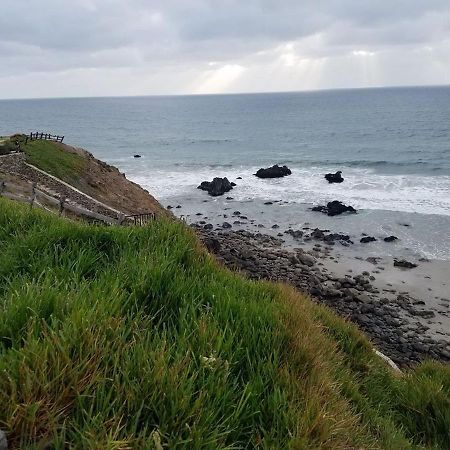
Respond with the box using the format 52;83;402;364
22;139;86;184
0;196;449;449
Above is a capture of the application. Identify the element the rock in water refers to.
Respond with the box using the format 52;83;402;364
394;259;418;269
384;236;399;242
255;164;292;178
312;200;357;216
360;236;377;243
198;177;233;196
324;171;344;183
133;154;142;158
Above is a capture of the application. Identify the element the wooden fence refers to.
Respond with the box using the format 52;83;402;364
26;132;65;144
0;180;155;226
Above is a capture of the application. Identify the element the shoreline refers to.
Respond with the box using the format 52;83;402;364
158;186;450;367
193;225;450;367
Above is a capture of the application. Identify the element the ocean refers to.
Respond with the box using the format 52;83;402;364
1;86;450;259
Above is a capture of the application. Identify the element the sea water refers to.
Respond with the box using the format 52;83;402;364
1;86;449;258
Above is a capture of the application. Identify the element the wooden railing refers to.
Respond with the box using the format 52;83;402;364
26;132;65;144
0;179;155;226
122;213;155;226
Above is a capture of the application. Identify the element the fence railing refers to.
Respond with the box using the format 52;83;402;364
0;179;155;226
26;132;65;144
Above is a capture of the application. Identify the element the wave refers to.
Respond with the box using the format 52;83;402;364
128;164;450;217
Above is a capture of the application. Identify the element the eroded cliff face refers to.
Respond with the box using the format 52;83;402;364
48;143;169;217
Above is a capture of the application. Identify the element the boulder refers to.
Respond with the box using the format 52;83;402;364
297;253;315;267
198;177;233;196
312;200;357;216
384;236;398;242
394;259;417;269
133;154;142;158
255;164;292;178
360;236;377;243
203;237;221;253
324;171;344;183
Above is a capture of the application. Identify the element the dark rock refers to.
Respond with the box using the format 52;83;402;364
286;229;304;239
133;154;141;158
176;205;182;209
324;170;344;183
203;223;213;230
312;200;357;216
231;182;237;187
394;259;418;269
411;310;435;319
203;237;221;253
233;211;241;216
222;222;232;229
297;253;315;267
198;177;233;196
366;257;381;265
264;201;273;205
236;176;242;180
226;196;234;200
360;236;377;243
272;224;279;229
255;164;292;179
384;236;399;242
167;205;173;209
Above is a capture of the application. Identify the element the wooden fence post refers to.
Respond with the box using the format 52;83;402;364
30;183;37;208
59;195;65;216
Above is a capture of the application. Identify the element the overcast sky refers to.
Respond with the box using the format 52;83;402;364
1;0;449;99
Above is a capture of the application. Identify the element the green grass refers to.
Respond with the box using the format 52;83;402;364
22;139;86;184
0;197;449;449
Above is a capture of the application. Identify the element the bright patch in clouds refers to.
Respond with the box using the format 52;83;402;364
352;50;376;57
192;64;246;94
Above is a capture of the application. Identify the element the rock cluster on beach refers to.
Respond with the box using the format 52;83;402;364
192;225;450;367
198;177;235;196
312;200;357;216
255;164;292;178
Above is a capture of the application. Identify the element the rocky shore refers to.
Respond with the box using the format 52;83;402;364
193;225;450;367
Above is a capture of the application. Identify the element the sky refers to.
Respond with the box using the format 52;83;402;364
1;0;450;99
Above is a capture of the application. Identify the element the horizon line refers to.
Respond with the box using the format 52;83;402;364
1;82;449;102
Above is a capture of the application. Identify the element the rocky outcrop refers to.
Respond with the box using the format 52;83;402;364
255;164;292;178
324;171;344;183
360;236;377;243
312;200;357;216
394;259;418;269
198;177;234;196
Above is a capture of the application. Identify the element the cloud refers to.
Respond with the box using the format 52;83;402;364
0;0;449;98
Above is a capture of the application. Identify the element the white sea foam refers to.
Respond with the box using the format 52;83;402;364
127;165;450;216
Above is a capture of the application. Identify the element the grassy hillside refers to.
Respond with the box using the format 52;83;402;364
0;135;168;216
0;197;449;449
22;138;86;184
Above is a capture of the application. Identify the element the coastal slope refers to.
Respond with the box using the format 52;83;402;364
0;135;168;217
0;196;449;449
